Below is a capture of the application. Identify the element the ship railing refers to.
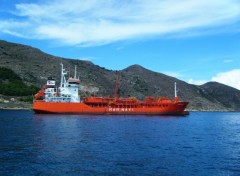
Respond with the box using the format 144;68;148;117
45;97;72;102
33;100;45;102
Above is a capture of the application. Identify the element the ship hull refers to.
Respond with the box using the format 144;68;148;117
33;101;189;116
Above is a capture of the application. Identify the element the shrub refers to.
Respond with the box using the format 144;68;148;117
0;67;40;96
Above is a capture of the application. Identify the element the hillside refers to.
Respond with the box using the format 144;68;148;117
200;82;240;110
0;40;240;111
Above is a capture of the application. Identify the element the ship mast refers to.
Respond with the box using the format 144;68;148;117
174;82;179;102
174;82;177;97
60;63;68;88
74;65;77;79
114;71;121;100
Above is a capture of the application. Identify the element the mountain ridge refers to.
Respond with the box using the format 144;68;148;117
0;40;239;111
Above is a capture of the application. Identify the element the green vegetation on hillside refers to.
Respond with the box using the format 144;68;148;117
0;67;39;96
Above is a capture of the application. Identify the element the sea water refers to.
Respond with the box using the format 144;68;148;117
0;110;240;176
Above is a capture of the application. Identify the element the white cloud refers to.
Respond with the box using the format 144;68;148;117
1;0;240;46
211;69;240;90
188;79;208;85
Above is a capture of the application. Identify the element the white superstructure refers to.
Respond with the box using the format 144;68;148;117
44;64;81;102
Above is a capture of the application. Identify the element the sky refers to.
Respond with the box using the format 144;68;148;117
0;0;240;89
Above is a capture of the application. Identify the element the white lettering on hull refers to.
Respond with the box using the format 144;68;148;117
108;108;134;112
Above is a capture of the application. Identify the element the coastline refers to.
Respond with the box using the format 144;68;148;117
0;107;32;110
0;102;32;110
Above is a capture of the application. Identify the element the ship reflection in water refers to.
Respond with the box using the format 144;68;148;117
1;110;240;175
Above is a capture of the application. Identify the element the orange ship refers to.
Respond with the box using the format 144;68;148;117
33;64;189;115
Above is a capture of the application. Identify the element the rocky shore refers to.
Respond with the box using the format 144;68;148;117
0;95;32;110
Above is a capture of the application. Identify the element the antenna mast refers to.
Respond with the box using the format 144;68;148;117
114;71;121;100
60;63;64;87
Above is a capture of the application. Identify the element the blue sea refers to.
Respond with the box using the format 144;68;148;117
0;110;240;176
